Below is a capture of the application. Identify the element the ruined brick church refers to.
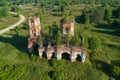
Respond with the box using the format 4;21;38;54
60;18;74;36
28;16;86;63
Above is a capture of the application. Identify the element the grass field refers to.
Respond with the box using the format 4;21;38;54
0;14;19;30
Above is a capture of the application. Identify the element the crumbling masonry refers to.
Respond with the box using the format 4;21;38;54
28;17;86;63
28;16;42;53
60;18;74;36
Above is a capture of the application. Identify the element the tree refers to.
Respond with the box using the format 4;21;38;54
104;8;112;20
89;7;105;24
111;65;120;77
59;4;65;12
113;6;120;18
52;21;59;35
74;34;81;46
81;13;90;24
0;7;8;18
56;30;62;46
88;36;101;51
69;10;73;16
50;58;65;69
66;32;72;45
35;0;38;4
35;10;44;23
11;6;20;12
52;70;65;80
0;0;7;6
38;36;43;46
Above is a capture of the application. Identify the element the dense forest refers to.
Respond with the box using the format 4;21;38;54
0;0;120;80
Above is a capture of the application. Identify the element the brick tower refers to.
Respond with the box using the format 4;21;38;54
28;16;42;53
60;18;74;36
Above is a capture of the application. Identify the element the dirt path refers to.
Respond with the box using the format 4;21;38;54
0;12;25;35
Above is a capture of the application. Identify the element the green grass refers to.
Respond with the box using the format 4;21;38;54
0;28;109;80
0;14;19;30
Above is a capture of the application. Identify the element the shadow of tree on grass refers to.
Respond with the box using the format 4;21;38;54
93;24;120;37
0;34;28;54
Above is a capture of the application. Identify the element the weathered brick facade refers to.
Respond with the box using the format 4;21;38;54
60;19;74;36
28;16;41;53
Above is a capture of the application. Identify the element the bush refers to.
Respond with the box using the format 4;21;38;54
14;27;21;35
56;30;62;46
80;13;90;24
74;34;81;46
52;70;65;80
88;36;101;51
22;22;28;29
111;65;120;77
108;19;114;25
14;13;20;17
62;16;74;23
112;6;120;18
35;11;44;23
11;6;20;12
89;7;105;24
78;30;89;48
50;58;65;69
0;7;8;18
104;8;112;20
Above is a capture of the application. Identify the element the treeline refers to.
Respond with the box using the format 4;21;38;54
0;0;120;6
76;6;120;25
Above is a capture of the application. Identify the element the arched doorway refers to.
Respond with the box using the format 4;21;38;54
62;52;70;61
76;54;82;62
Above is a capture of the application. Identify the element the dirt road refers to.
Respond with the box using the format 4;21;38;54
0;12;25;35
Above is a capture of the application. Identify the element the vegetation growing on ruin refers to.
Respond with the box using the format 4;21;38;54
0;0;120;80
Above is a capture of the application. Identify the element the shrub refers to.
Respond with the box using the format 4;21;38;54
112;6;120;18
78;30;89;48
74;34;81;46
35;11;44;23
108;19;114;25
89;7;105;24
14;13;20;17
0;7;8;18
52;21;59;35
50;58;65;69
14;27;21;35
66;32;72;45
104;8;112;20
88;36;101;51
22;22;28;29
80;13;90;24
56;30;62;46
62;16;74;23
111;65;120;77
38;36;43;46
11;6;20;12
52;70;65;80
